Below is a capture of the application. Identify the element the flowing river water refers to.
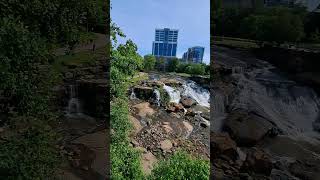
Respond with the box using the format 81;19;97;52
212;46;320;143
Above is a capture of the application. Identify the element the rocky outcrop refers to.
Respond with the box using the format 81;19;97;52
133;86;154;100
180;96;197;108
253;47;320;93
166;102;184;112
133;102;155;118
242;148;273;176
211;132;238;160
77;79;107;118
224;109;275;146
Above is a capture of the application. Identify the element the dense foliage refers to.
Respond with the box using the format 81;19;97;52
143;54;156;71
110;22;144;179
213;3;320;44
0;1;106;179
167;58;180;72
0;0;107;46
176;63;208;75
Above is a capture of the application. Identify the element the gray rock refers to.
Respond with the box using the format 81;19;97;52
270;169;299;180
224;109;275;145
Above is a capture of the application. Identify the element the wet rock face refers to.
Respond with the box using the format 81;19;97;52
77;79;107;118
180;96;197;108
224;109;275;146
133;86;154;101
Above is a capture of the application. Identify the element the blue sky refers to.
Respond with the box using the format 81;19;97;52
111;0;210;64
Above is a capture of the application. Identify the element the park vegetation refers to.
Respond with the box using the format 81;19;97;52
213;0;320;45
143;55;209;75
0;0;106;179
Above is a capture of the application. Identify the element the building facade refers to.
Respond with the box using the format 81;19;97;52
152;28;178;58
182;46;205;64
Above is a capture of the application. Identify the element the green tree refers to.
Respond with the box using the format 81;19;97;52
143;54;156;71
156;56;166;71
168;58;180;72
0;18;59;180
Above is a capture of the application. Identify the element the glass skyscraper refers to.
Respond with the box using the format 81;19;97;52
152;28;178;58
182;46;205;64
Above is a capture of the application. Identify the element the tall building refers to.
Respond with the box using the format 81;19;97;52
182;46;205;64
152;28;178;58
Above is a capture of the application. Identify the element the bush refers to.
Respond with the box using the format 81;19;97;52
0;117;59;180
167;58;180;72
110;98;131;142
144;54;156;71
158;86;170;106
149;151;209;180
111;143;144;180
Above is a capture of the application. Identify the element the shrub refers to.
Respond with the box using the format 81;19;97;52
0;117;59;180
149;151;209;180
111;143;144;180
144;54;156;71
158;86;170;106
110;98;131;142
167;58;180;72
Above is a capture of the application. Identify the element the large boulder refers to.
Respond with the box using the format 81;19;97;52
180;96;197;108
166;102;184;112
224;109;275;146
211;132;238;161
133;102;155;118
242;148;273;176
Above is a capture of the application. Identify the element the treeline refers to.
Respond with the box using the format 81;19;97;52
0;1;106;179
143;55;210;75
213;0;320;44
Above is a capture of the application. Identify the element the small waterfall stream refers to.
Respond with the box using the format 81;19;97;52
66;84;82;116
162;81;210;108
182;81;210;107
211;91;227;132
153;89;161;106
163;85;181;104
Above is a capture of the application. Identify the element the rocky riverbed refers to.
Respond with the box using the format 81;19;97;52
128;72;210;175
211;45;320;180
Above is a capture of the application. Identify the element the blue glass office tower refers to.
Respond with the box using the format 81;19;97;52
152;28;178;58
182;46;205;64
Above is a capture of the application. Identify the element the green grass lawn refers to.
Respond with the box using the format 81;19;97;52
52;47;106;72
213;36;259;49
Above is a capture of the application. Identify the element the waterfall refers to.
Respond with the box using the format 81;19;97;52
66;84;81;116
212;91;227;132
231;71;320;137
153;89;161;106
163;85;181;103
162;81;210;108
130;88;137;100
182;81;210;107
